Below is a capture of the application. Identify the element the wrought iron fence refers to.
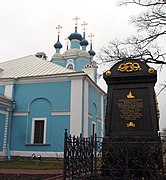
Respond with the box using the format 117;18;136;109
63;130;166;179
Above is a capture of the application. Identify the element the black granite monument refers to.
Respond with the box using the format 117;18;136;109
102;59;163;179
103;59;159;137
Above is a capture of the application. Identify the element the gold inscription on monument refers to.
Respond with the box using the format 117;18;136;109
118;91;143;128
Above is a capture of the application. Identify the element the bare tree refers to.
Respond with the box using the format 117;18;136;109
98;0;166;66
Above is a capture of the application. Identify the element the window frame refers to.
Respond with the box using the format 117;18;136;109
91;122;96;136
66;59;75;70
31;117;47;144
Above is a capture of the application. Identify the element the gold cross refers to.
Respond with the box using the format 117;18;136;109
88;33;95;43
81;21;88;31
56;25;62;35
73;16;80;26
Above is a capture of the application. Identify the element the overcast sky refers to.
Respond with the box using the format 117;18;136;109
1;0;166;129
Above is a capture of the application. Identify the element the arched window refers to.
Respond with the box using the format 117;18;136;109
67;64;74;70
66;59;74;70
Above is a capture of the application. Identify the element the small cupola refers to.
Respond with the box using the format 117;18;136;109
88;33;96;58
51;25;64;61
80;21;89;51
54;37;62;50
54;25;63;53
68;16;82;49
68;27;82;41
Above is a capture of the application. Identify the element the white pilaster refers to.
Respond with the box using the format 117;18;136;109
3;110;9;156
70;79;82;136
4;85;13;99
84;80;89;137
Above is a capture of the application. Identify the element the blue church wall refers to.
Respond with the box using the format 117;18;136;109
9;81;71;152
50;115;70;152
10;116;27;151
97;121;102;137
10;115;69;152
88;118;92;137
70;40;80;49
0;114;5;151
88;85;102;136
26;98;52;144
52;60;66;68
88;85;101;118
75;58;89;71
14;81;71;111
0;85;5;95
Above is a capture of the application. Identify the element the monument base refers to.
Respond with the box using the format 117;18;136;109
101;136;163;179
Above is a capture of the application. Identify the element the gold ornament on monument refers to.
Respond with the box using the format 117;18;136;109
117;62;142;72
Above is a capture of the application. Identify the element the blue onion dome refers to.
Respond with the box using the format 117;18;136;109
68;27;82;41
54;41;62;49
80;31;89;46
54;35;62;49
88;49;96;56
80;38;89;46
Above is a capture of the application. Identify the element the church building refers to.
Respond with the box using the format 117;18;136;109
0;20;106;159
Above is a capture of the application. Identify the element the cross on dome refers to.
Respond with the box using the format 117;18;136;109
73;16;80;27
81;21;88;32
88;33;95;43
56;25;62;35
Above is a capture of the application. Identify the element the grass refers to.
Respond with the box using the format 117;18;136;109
0;160;63;170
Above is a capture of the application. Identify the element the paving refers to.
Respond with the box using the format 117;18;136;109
0;169;63;174
0;169;63;180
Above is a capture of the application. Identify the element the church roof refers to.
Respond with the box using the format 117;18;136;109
0;55;74;78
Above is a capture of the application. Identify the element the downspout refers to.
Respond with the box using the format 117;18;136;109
7;78;17;161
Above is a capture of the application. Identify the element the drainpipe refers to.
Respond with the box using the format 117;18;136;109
7;78;17;161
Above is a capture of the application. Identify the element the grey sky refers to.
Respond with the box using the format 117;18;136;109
1;0;166;129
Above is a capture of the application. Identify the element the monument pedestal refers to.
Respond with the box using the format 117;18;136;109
102;60;163;179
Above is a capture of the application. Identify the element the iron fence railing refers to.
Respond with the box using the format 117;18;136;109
64;130;166;179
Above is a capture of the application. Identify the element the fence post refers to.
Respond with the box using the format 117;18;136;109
63;129;67;180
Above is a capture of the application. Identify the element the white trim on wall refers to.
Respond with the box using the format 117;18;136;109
84;80;89;137
0;110;7;115
9;151;64;158
31;118;47;144
4;85;13;99
13;112;29;116
70;79;82;136
91;122;96;136
51;111;70;116
88;113;92;118
3;110;10;156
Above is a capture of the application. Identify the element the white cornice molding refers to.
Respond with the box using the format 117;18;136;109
13;112;29;116
0;72;106;95
0;110;7;115
0;96;12;107
51;111;70;116
10;72;86;84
